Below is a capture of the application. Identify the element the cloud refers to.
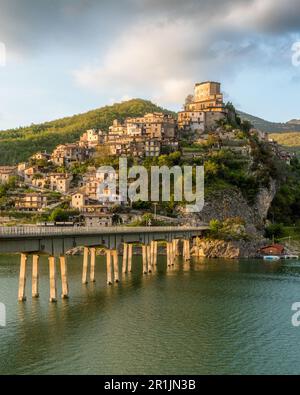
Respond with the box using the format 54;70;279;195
73;0;299;106
1;0;299;110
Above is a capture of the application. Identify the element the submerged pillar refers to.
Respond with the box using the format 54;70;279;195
122;243;128;274
113;250;119;283
32;254;39;298
82;247;89;284
90;247;96;283
106;250;112;285
18;253;27;302
49;256;57;303
128;244;133;272
60;255;69;299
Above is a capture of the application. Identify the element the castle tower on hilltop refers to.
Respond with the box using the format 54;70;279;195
178;81;227;134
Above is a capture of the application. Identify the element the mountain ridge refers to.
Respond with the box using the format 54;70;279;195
238;110;300;133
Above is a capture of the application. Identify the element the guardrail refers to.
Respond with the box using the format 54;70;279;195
0;225;208;238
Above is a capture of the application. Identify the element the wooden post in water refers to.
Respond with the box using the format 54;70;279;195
90;248;96;283
122;243;128;273
106;250;112;285
18;253;27;302
82;247;89;284
142;245;148;274
60;255;69;299
128;244;133;272
49;256;57;303
113;250;119;283
32;254;39;298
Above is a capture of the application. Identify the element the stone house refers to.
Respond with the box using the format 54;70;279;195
49;173;72;193
51;143;90;166
13;193;48;211
30;152;51;162
0;166;17;184
178;81;227;133
71;192;89;210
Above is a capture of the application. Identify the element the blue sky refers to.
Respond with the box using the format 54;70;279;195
0;0;299;130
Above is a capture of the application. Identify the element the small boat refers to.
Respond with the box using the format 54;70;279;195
263;255;281;261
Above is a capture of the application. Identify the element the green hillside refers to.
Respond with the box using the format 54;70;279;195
238;111;300;133
0;99;175;165
269;132;300;157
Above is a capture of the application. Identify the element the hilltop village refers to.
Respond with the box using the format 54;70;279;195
0;81;294;229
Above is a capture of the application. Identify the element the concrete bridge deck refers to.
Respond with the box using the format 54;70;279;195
0;225;209;255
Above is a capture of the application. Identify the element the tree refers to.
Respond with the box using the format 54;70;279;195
49;208;70;222
185;94;194;105
265;223;285;240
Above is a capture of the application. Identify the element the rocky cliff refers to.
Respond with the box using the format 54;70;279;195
182;180;277;233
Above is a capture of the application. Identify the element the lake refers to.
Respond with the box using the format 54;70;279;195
0;254;300;375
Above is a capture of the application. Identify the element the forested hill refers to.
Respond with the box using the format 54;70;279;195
238;110;300;133
0;99;175;165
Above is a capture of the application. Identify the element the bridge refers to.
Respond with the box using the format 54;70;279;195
0;225;209;303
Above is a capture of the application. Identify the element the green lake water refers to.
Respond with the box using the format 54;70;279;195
0;254;300;375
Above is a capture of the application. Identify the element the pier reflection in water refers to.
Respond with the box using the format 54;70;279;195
1;254;300;374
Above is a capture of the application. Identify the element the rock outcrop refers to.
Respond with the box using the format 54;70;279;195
192;238;267;259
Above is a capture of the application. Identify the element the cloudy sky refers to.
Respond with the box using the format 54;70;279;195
0;0;299;129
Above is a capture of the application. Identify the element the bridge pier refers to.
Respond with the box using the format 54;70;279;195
113;250;119;283
150;241;156;271
106;249;119;284
60;255;69;299
166;242;171;267
32;254;39;298
82;247;89;284
128;244;133;272
49;256;57;303
18;253;27;302
106;250;112;285
90;247;96;283
142;245;147;274
183;239;191;261
147;244;152;273
122;243;128;273
173;239;179;258
154;241;158;266
171;241;175;266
